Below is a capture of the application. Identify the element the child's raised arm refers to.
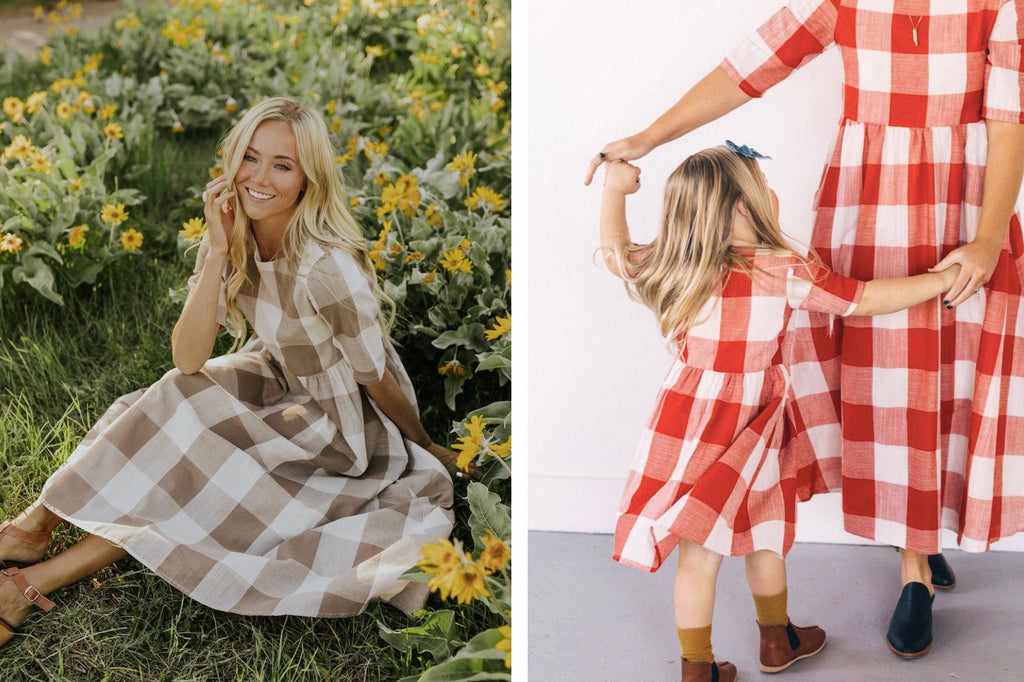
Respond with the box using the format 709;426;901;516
599;160;642;278
852;264;962;316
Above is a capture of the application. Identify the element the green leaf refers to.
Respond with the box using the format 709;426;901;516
467;481;510;546
378;609;459;660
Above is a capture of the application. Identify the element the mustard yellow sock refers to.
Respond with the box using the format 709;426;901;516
752;588;789;627
677;625;714;664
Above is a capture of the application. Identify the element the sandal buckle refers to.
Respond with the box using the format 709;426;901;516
22;584;42;603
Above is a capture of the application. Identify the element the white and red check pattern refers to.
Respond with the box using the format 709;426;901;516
40;234;454;617
723;0;1024;553
614;253;864;571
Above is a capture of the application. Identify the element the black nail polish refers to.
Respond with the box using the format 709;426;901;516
942;300;949;305
946;304;953;309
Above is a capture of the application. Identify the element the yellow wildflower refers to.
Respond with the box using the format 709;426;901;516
363;140;388;159
55;101;73;120
209;165;225;179
477;530;511;575
100;204;129;225
424;204;443;227
377;174;420;218
3;135;35;161
441;562;491;605
3;97;24;123
330;118;343;134
417;52;440;65
464;186;507;212
115;13;141;30
446;150;477;187
417;537;462;575
374;171;391;186
39;45;52;66
438;359;466;377
68;178;83;192
224;97;238;113
98;103;118;120
422;269;437;283
103;122;124;140
120;228;143;251
403;251;425;264
171;123;185;133
439;248;473;274
459;238;472;250
325;99;337;116
68;225;88;248
82;53;102;75
0;233;24;254
365;44;384;58
496;625;511;669
77;91;96;114
485;312;511;341
27;149;52;174
180;217;206;241
452;414;487;471
491;436;511;459
25;91;47;114
450;44;466;59
475;62;489;78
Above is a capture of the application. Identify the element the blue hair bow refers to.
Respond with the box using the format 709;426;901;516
726;139;772;160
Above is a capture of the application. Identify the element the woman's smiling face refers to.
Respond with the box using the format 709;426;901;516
233;119;306;231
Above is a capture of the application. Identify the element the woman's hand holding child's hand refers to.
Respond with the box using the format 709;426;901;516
604;160;642;195
928;262;963;298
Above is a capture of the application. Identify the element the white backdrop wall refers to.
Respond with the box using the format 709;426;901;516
525;0;1024;551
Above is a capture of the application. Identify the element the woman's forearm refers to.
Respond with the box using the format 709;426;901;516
171;253;227;374
642;67;752;149
364;369;432;448
976;119;1024;251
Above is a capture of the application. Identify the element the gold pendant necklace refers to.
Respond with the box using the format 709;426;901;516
909;14;924;46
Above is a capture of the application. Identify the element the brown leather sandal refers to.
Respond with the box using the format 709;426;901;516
0;567;55;648
0;521;52;569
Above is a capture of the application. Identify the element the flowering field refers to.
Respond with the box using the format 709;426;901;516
0;1;510;680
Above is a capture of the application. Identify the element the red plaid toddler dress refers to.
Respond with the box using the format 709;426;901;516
614;252;864;571
722;0;1024;553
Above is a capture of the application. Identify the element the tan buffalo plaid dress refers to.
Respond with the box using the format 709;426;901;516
39;234;454;617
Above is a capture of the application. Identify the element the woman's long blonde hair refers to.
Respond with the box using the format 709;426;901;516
218;97;394;348
616;145;795;341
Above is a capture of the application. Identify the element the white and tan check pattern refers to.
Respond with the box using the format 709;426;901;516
723;0;1024;553
40;235;454;617
615;253;864;571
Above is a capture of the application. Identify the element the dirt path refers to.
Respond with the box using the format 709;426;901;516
0;1;133;58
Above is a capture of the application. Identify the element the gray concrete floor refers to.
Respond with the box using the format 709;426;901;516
529;531;1024;681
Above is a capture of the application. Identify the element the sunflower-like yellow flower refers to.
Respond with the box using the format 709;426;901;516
476;530;511;575
424;203;443;227
485;312;511;341
3;135;35;161
439;248;473;274
417;537;461;575
442;562;491;605
496;625;511;669
25;91;47;114
180;217;206;241
446;150;477;187
3;97;24;123
377;174;420;218
363;140;388;159
103;122;124;140
68;225;88;248
120;228;143;251
39;45;52;66
0;233;24;254
438;359;467;377
27;149;51;174
490;436;511;460
365;44;385;57
100;204;129;225
465;186;507;213
98;103;118;120
452;414;487;471
55;101;73;120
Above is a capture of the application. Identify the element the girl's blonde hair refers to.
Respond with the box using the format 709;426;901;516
616;145;795;341
218;97;394;348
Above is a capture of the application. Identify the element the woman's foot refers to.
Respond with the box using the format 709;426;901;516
928;553;956;590
886;582;933;658
0;567;55;648
681;658;736;682
758;621;827;673
0;521;52;569
0;505;59;569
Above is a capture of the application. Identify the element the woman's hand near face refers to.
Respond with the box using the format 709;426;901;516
202;175;236;258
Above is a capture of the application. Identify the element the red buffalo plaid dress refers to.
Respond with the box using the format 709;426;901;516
722;0;1024;553
614;252;864;571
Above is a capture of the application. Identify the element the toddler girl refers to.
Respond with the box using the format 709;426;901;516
599;143;960;682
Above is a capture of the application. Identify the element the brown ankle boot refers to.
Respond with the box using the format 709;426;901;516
758;620;826;673
680;658;737;682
